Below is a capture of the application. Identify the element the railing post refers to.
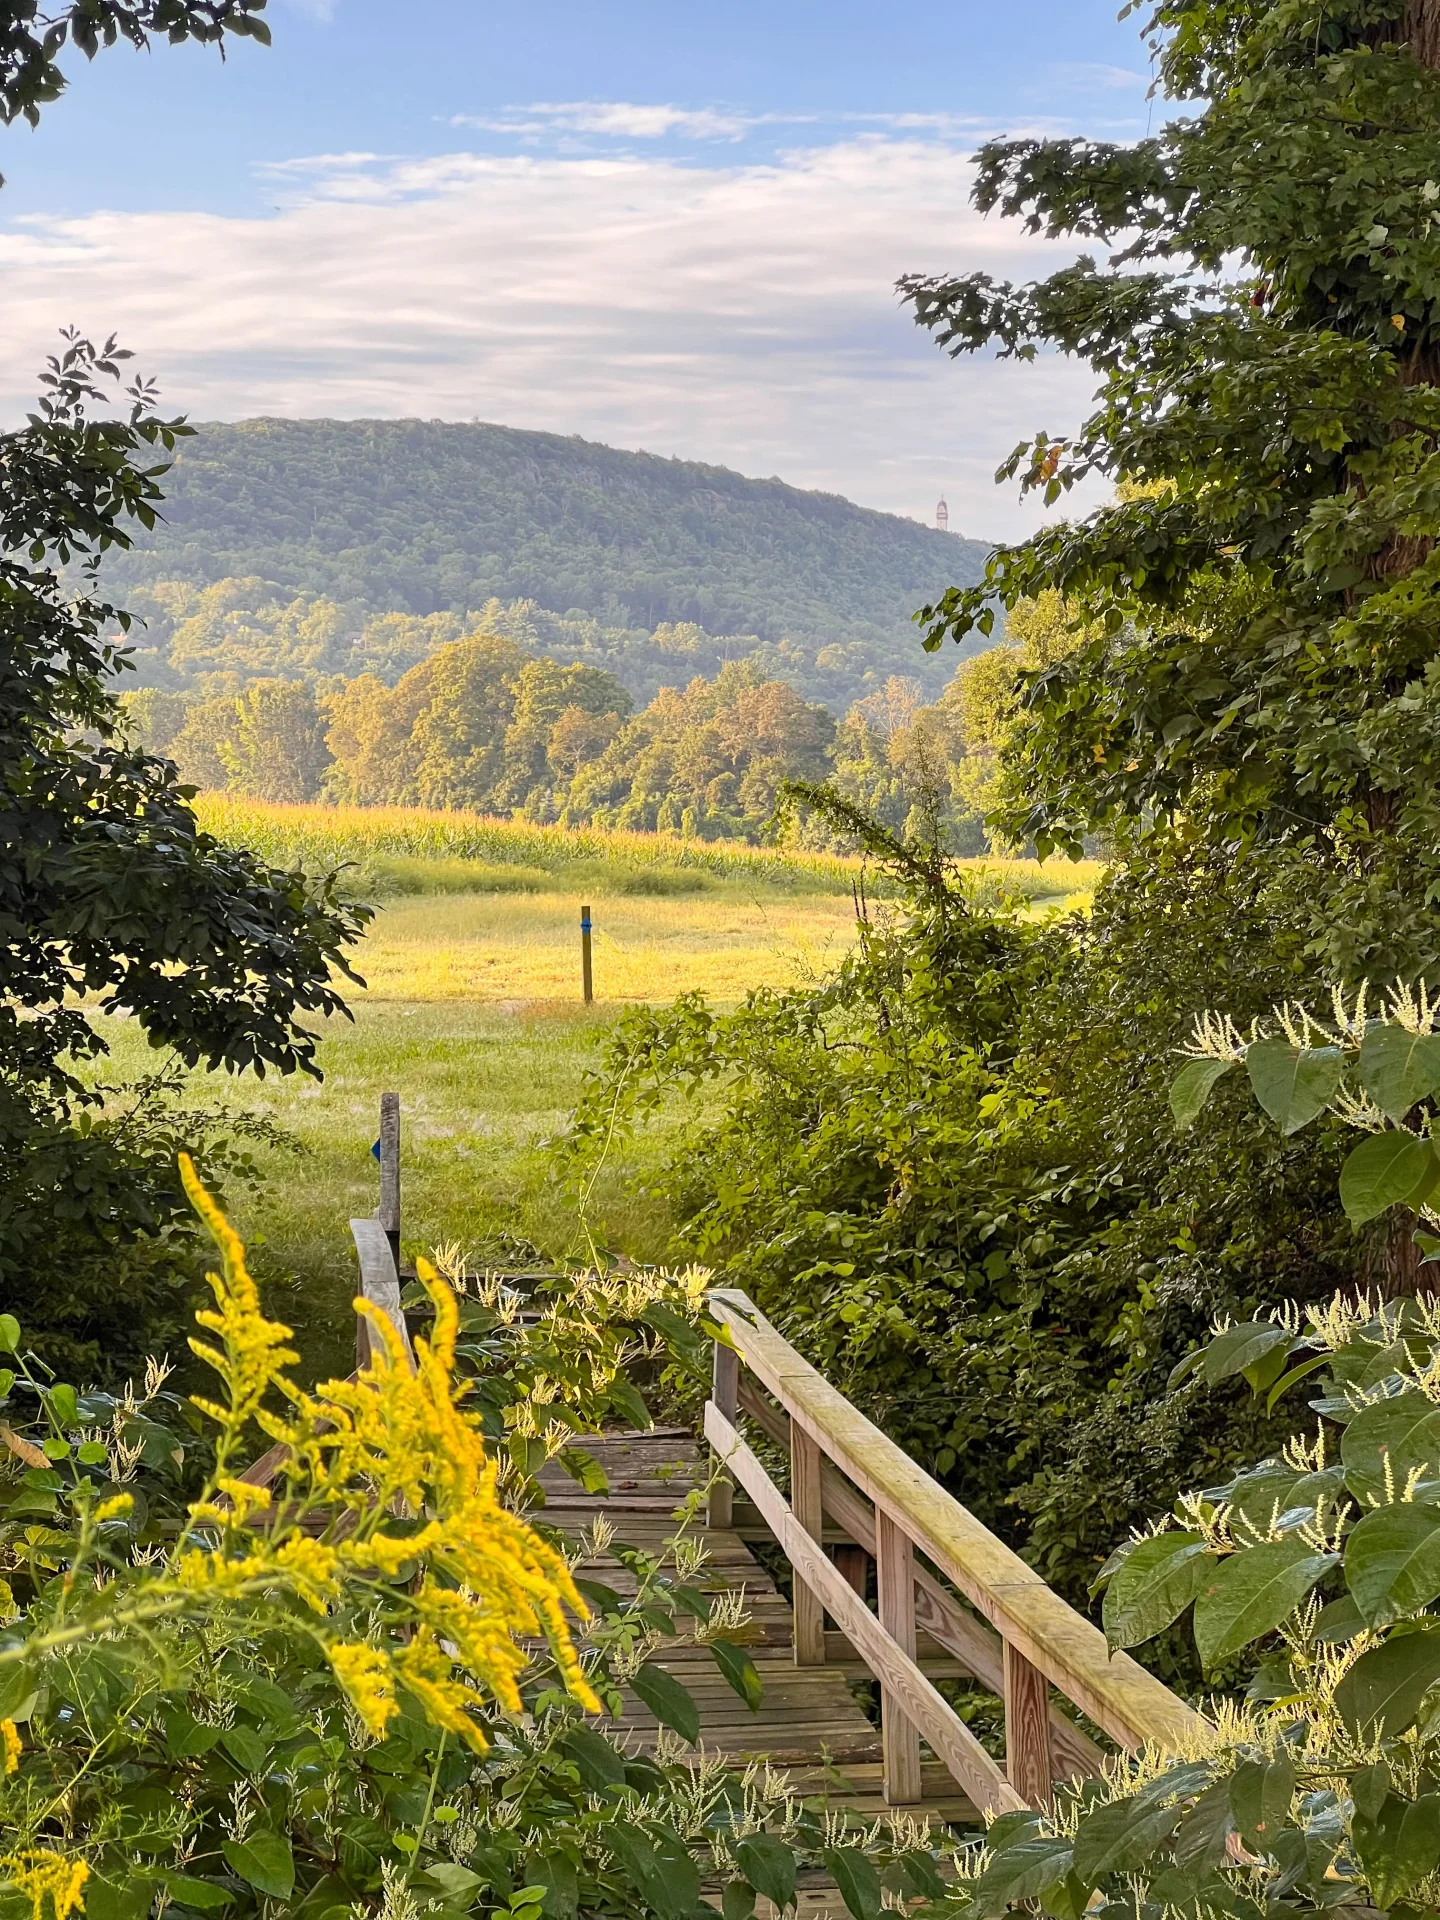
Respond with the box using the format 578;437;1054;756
709;1338;738;1530
1004;1640;1054;1807
876;1509;922;1804
790;1422;825;1666
378;1092;401;1275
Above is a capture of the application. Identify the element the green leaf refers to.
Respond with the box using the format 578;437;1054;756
1353;1793;1440;1907
606;1376;652;1432
529;1854;578;1920
971;1838;1074;1917
1360;1024;1440;1120
1201;1321;1291;1387
1101;1532;1212;1648
420;1864;486;1902
629;1662;700;1744
822;1848;882;1920
163;1711;221;1759
1170;1781;1235;1875
1169;1058;1231;1130
1229;1754;1295;1850
709;1639;763;1710
221;1832;295;1900
733;1835;795;1913
0;1316;20;1353
560;1724;628;1789
1346;1502;1440;1624
221;1725;268;1774
1335;1625;1440;1736
557;1447;609;1497
1072;1795;1184;1884
160;1876;233;1912
1314;1593;1368;1643
1341;1391;1440;1505
83;1877;156;1920
1340;1132;1434;1226
1246;1038;1342;1134
721;1884;756;1920
1192;1540;1337;1673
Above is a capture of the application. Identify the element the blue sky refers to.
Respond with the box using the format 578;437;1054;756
0;3;1156;537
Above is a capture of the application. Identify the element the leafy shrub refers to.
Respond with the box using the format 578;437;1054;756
559;813;1359;1612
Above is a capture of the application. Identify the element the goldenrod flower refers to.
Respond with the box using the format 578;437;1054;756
327;1642;397;1738
2;1851;90;1920
1;1719;19;1775
91;1494;133;1524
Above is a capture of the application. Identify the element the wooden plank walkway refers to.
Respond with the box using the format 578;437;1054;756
535;1428;979;1833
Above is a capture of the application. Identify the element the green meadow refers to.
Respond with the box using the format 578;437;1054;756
89;798;1100;1367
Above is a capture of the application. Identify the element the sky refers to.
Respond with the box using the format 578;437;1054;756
0;2;1159;541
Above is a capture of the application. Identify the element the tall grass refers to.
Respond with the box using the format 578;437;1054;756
196;794;1103;903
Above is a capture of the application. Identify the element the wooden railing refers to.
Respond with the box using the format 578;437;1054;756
703;1288;1205;1816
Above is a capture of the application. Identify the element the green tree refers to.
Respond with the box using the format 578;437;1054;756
218;678;332;802
903;0;1440;985
1;5;366;1365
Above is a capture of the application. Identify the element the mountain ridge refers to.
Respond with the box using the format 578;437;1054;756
106;418;992;705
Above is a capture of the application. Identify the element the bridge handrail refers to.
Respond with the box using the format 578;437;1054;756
704;1286;1205;1814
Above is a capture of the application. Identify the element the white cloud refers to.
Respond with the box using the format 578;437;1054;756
448;102;787;141
0;136;1105;540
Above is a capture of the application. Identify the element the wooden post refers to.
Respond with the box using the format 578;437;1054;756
709;1338;738;1530
876;1509;922;1804
378;1092;401;1276
790;1422;825;1666
580;904;593;1005
833;1544;870;1598
1004;1640;1054;1807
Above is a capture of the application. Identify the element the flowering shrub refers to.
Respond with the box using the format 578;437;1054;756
0;1160;948;1920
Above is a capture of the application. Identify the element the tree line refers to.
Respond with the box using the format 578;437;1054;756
123;598;1075;847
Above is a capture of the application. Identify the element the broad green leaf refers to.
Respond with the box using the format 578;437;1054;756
721;1884;756;1920
557;1446;609;1497
1339;1132;1434;1226
1359;1023;1440;1120
1335;1624;1440;1736
1229;1754;1294;1850
1170;1782;1234;1875
1072;1796;1184;1884
1352;1762;1392;1823
221;1725;267;1774
1201;1321;1291;1387
1341;1391;1440;1505
1314;1593;1368;1643
163;1711;221;1759
529;1854;578;1920
629;1662;700;1744
709;1639;764;1710
421;1864;486;1902
1353;1793;1440;1907
1346;1502;1440;1623
1169;1058;1231;1130
822;1847;882;1920
605;1823;700;1920
560;1724;628;1789
83;1877;157;1920
221;1832;294;1900
1192;1540;1337;1673
1245;1037;1342;1134
0;1315;21;1353
733;1835;795;1912
160;1876;233;1912
970;1839;1074;1918
1102;1532;1212;1649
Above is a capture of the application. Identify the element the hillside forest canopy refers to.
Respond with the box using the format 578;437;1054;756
106;416;990;712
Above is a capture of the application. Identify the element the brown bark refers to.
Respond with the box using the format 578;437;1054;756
1363;1205;1427;1299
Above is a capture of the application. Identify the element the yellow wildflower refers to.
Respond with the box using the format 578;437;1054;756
1;1719;19;1774
394;1630;490;1752
91;1494;133;1524
2;1851;90;1920
179;1153;298;1432
327;1641;398;1739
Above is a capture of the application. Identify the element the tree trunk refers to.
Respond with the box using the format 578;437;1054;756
1363;1206;1426;1299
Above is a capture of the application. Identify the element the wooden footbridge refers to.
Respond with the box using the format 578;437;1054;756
329;1102;1203;1909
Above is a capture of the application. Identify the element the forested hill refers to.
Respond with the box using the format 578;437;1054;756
107;418;988;651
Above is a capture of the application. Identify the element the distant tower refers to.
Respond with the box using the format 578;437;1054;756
936;495;949;533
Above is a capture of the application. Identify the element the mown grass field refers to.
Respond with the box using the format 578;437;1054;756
93;799;1102;1360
